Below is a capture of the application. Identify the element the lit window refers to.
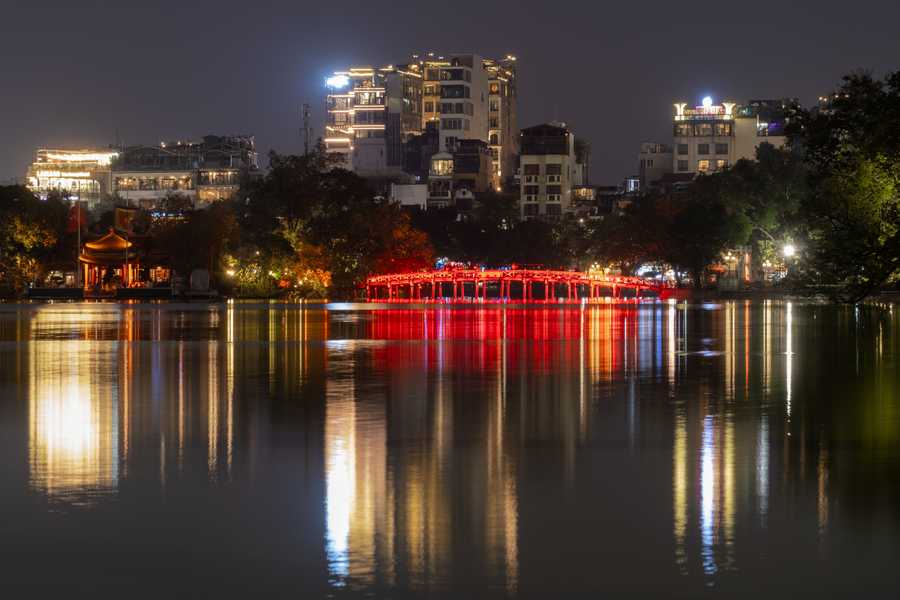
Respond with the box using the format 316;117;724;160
698;160;710;172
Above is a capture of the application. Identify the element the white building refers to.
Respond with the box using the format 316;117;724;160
673;97;789;175
436;54;489;155
324;66;423;177
389;183;427;210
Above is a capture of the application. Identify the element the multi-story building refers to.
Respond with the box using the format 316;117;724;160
672;97;790;175
111;135;258;207
519;122;583;220
26;148;119;207
484;56;518;190
324;66;423;177
436;54;489;156
638;142;673;189
326;52;519;197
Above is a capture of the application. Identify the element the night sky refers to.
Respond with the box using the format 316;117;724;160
2;0;898;184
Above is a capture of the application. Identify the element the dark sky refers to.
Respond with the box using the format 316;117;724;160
2;0;899;184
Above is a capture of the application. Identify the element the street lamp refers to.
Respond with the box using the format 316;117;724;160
782;244;796;259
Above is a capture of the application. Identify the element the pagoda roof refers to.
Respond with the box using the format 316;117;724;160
84;229;132;252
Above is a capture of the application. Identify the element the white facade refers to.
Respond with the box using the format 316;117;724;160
672;98;787;175
437;54;489;153
390;183;427;209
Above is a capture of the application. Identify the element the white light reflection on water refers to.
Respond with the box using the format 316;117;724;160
700;415;717;577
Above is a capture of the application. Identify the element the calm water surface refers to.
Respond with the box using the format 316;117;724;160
1;301;899;598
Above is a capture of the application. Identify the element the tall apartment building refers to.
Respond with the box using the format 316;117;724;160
672;97;790;174
326;52;518;192
519;123;582;220
324;66;423;176
435;54;489;155
484;56;518;189
638;142;673;188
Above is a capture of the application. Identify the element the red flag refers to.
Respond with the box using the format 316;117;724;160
66;204;88;234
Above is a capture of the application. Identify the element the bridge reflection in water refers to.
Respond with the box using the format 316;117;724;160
366;268;666;302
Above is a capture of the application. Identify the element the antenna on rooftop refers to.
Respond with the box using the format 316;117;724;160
302;103;312;155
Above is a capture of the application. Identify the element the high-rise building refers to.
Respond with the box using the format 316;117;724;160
325;52;519;195
324;66;423;177
434;54;489;155
26;148;119;207
672;97;790;175
519;123;582;220
484;56;518;190
638;142;673;189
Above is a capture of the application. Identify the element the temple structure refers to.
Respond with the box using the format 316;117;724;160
79;230;139;290
79;229;170;293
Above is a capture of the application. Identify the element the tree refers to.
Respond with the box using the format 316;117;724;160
0;185;67;295
790;71;900;301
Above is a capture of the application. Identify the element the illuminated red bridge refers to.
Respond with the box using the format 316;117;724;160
365;268;669;302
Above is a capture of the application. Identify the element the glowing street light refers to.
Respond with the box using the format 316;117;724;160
783;244;796;258
702;96;714;108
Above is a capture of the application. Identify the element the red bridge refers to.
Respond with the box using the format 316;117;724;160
365;268;668;303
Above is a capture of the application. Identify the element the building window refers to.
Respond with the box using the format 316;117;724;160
677;144;688;155
489;117;499;128
694;123;713;136
441;118;462;130
698;160;710;172
546;163;562;175
697;143;710;155
715;143;728;155
489;133;499;145
715;123;733;136
545;204;562;216
424;101;434;113
523;164;539;175
489;99;499;111
647;159;654;168
523;203;538;216
524;185;539;195
674;124;692;137
490;82;500;94
716;159;728;170
546;185;562;195
677;160;689;172
547;174;561;183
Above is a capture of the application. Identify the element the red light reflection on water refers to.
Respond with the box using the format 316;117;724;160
365;306;650;377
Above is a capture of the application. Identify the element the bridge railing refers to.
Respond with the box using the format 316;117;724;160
365;269;667;302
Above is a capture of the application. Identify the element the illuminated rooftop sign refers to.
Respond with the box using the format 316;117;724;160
674;100;736;121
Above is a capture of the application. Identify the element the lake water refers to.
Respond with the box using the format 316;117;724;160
1;301;898;598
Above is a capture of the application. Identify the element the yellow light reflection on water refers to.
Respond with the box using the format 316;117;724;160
28;339;118;504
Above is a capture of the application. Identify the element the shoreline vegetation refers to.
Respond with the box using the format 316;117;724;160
1;71;898;304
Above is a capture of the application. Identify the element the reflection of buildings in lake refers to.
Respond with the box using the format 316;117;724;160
326;309;538;592
28;339;119;502
670;301;835;577
325;346;395;587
